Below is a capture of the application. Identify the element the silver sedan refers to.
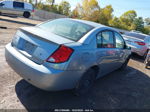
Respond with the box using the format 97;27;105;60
5;18;131;95
123;32;150;58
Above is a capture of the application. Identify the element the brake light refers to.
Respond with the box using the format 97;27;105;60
46;45;74;63
134;41;145;46
32;9;35;12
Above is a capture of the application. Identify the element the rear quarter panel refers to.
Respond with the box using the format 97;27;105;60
65;38;97;71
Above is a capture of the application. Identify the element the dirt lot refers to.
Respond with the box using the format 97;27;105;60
0;16;150;111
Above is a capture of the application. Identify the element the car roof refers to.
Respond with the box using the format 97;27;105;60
71;19;105;28
62;18;120;32
2;0;32;4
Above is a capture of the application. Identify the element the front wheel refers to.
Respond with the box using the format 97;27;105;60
73;68;96;96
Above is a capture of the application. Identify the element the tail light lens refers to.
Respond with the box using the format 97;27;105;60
134;41;145;46
32;9;35;12
46;45;74;63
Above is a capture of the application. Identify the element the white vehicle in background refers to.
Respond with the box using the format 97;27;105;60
123;32;150;59
0;0;34;18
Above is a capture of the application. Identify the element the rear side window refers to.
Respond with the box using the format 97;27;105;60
13;2;24;8
114;32;125;49
97;31;115;48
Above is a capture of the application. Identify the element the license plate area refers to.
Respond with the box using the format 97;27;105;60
23;41;36;55
17;38;37;56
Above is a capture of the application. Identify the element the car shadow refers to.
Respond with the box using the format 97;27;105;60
0;16;36;26
0;14;18;18
130;53;144;63
15;66;150;110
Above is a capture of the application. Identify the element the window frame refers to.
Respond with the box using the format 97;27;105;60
113;31;126;49
13;1;24;9
96;30;116;49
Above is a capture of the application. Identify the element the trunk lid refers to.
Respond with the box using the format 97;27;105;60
123;35;144;47
13;26;74;64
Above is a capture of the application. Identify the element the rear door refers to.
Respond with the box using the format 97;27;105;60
12;1;24;15
96;30;120;77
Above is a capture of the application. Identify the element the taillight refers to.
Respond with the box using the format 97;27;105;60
134;41;145;46
32;9;35;12
46;45;74;63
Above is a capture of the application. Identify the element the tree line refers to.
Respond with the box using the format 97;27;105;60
29;0;150;34
71;0;150;34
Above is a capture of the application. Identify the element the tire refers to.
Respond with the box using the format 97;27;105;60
73;68;96;96
145;58;150;69
143;50;149;59
119;55;131;70
23;12;30;18
145;63;149;69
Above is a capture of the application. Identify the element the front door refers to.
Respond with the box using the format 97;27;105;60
114;32;127;66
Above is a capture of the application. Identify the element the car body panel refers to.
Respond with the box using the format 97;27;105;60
5;18;131;91
5;43;84;91
123;33;150;56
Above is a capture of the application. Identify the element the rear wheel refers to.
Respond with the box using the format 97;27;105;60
73;68;96;96
23;12;30;18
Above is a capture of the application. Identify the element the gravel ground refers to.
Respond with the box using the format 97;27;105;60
0;16;150;111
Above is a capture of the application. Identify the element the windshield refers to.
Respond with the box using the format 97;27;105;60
38;19;94;41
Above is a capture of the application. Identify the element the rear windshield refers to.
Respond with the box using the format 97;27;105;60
38;19;94;41
125;32;146;40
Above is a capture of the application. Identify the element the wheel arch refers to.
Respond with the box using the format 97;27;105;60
89;65;100;78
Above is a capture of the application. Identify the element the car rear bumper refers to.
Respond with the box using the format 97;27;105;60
131;46;147;56
5;43;84;91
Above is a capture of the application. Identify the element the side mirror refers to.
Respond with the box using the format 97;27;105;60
124;44;131;50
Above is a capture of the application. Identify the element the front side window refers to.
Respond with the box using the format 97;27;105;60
97;31;115;48
13;2;24;8
115;32;125;48
38;19;94;41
